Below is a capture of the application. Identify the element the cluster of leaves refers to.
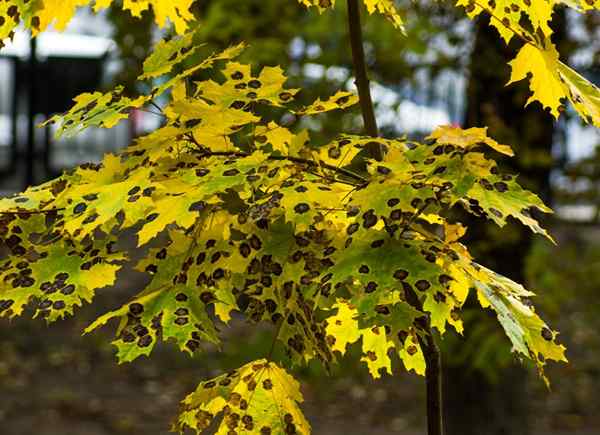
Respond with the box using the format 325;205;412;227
0;0;403;46
0;24;567;431
2;0;598;123
3;0;597;433
456;0;600;127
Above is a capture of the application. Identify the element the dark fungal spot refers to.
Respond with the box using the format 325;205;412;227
121;332;135;343
248;79;262;88
362;210;377;228
434;291;446;303
324;246;336;256
198;291;214;304
129;303;144;315
365;281;378;293
415;280;431;291
359;265;370;274
138;335;153;347
438;274;453;286
375;305;390;315
210;252;221;264
196;168;210;177
346;223;359;235
424;252;436;263
186;340;200;352
411;198;422;208
393;269;409;281
146;213;159;222
239;243;251;258
175;308;189;316
223;169;240;176
370;239;384;248
347;206;360;217
175;292;188;302
493;182;508;192
249;235;262;250
294;203;310;214
73;203;87;214
377;165;391;175
174;317;189;326
38;300;52;310
52;300;66;310
188;200;207;212
231;71;244;80
134;325;149;337
479;179;493;191
490;208;503;218
279;92;293;101
82;213;98;224
60;284;75;295
387;198;400;207
390;209;403;221
142;187;155;197
203;380;217;389
0;300;14;312
541;327;553;341
230;100;245;109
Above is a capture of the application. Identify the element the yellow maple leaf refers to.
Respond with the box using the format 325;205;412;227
427;125;514;156
508;42;564;118
508;40;600;126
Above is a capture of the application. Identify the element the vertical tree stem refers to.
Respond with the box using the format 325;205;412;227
345;2;444;433
423;334;444;435
346;0;382;160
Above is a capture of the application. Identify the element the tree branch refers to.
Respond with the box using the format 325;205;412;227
346;0;382;161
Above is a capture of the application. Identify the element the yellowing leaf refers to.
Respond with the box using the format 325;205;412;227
296;91;359;115
427;125;514;156
508;42;565;118
508;40;600;127
94;0;195;33
175;359;311;435
456;0;553;43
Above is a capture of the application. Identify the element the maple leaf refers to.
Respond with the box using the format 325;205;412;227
508;40;600;127
174;359;311;434
456;0;553;43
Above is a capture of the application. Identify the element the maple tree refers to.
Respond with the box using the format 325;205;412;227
2;0;597;434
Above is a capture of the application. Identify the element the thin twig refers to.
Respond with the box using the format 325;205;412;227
194;150;369;184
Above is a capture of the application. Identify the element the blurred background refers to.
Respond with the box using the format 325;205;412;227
0;1;599;434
